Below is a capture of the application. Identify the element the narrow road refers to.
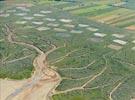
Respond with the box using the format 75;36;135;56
4;24;62;100
54;66;107;95
109;82;122;100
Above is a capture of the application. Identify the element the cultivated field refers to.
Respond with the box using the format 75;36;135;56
53;0;135;31
0;0;135;100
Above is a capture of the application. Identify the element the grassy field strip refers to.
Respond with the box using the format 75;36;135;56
77;6;115;16
114;18;135;27
107;12;135;24
109;82;122;100
59;60;96;70
62;75;93;81
109;13;135;25
5;54;33;64
96;15;119;22
63;3;95;11
71;5;110;15
81;6;117;17
91;8;131;20
112;18;135;25
53;66;107;95
90;8;125;19
50;49;79;65
86;83;111;90
102;11;134;23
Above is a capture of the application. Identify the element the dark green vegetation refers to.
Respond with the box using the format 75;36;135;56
0;25;36;79
0;0;135;100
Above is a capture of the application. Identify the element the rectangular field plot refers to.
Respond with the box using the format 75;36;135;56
94;33;107;37
71;5;110;15
113;39;127;45
108;44;123;50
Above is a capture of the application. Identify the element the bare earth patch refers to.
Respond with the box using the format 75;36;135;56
108;44;123;50
126;25;135;31
131;47;135;51
0;79;26;100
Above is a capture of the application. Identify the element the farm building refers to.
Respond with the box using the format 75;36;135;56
113;39;127;45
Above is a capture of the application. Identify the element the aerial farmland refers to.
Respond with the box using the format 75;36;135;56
0;0;135;100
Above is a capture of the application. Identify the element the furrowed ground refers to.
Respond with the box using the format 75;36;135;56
0;0;135;100
53;0;135;31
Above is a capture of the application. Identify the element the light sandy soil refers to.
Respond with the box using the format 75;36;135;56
108;44;122;50
126;25;135;31
0;79;26;100
0;24;62;100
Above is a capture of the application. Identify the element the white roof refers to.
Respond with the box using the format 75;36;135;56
45;18;56;21
112;34;125;38
87;27;98;32
32;21;43;25
94;33;107;37
23;17;34;20
113;39;127;45
64;24;75;28
15;21;27;24
24;26;33;29
40;10;52;14
78;24;89;27
131;47;135;50
54;28;67;32
108;44;123;50
113;2;126;6
71;30;83;34
0;14;10;17
37;27;50;31
15;13;27;16
33;14;45;17
132;40;135;43
60;19;72;23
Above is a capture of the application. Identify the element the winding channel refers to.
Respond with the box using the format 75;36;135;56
4;24;62;100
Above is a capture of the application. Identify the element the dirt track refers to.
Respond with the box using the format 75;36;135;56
0;24;62;100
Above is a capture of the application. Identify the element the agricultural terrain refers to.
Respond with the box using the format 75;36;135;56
54;0;135;31
0;0;135;100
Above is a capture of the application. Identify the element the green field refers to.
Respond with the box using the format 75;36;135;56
0;0;135;100
52;0;135;31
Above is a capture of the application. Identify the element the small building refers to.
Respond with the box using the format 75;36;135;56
113;39;127;45
94;33;107;37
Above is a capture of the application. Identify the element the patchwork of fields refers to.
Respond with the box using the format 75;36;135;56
0;0;135;100
53;0;135;31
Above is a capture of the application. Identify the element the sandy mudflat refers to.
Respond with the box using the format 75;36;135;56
0;79;26;100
